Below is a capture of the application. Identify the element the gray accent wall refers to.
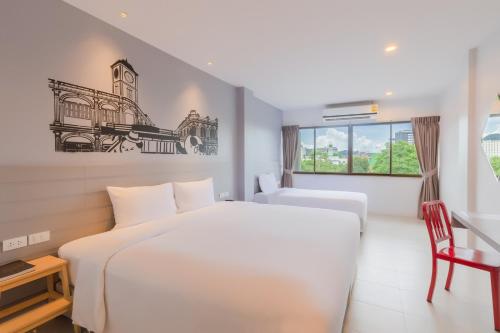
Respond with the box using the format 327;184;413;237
0;0;283;271
237;88;283;201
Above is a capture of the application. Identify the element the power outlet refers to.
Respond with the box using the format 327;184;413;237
219;192;229;199
2;236;28;252
28;231;51;245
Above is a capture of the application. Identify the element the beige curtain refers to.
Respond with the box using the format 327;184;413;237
411;116;440;219
282;125;299;187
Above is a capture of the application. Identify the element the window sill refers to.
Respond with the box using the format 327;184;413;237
293;171;421;178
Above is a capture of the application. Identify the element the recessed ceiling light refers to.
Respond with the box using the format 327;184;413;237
384;44;398;53
207;61;214;66
120;11;128;18
385;91;394;96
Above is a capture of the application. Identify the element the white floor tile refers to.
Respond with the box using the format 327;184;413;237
352;280;403;312
343;301;406;333
347;214;499;333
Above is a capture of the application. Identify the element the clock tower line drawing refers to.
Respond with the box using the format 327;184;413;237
49;59;218;155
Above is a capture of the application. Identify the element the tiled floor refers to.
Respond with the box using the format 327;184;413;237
38;214;497;333
343;214;497;333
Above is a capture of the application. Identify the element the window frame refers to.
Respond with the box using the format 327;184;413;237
295;120;421;178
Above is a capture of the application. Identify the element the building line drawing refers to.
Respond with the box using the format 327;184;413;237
49;59;218;155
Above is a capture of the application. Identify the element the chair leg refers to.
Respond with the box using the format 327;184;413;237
427;257;438;302
490;271;500;331
445;262;454;291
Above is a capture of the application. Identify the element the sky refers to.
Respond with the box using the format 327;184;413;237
483;115;500;137
300;123;413;153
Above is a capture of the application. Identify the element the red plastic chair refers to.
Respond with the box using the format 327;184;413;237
422;200;500;331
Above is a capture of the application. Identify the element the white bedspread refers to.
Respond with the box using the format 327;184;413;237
59;201;359;333
254;188;367;231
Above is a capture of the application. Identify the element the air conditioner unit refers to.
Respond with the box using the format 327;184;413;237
323;100;378;123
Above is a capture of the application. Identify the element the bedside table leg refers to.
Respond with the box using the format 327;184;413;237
59;267;71;299
46;274;55;300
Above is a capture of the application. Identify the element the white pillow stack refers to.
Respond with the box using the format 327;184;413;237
258;173;279;194
107;183;177;229
173;178;215;213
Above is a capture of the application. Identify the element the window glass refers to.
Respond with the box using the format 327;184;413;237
314;127;349;173
352;124;390;174
481;115;500;180
392;123;420;175
297;128;314;172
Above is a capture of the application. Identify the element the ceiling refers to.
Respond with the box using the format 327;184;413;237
64;0;500;111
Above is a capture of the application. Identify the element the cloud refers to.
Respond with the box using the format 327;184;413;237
353;134;385;152
306;127;388;153
316;128;348;150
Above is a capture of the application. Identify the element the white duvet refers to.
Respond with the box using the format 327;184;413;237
254;188;367;231
59;201;359;333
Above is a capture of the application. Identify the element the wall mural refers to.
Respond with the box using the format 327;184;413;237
48;59;218;155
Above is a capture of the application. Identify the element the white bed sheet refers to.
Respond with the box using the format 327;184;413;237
254;188;367;231
59;201;359;333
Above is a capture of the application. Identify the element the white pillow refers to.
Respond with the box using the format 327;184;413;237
259;173;279;194
107;183;177;229
174;178;215;213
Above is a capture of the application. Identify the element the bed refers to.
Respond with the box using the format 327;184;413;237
254;188;368;231
59;201;359;333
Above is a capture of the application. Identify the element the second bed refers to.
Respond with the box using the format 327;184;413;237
254;187;368;231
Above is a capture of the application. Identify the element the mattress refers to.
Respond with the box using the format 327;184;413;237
59;201;360;333
254;188;367;231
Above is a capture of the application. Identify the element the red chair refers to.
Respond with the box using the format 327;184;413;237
422;200;500;331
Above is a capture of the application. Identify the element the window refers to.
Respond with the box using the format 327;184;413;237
297;121;421;177
481;114;500;180
391;122;420;175
352;124;390;174
315;127;348;173
297;128;314;172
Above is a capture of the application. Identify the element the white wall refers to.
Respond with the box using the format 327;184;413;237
440;31;500;214
439;61;469;212
283;95;440;217
473;34;500;213
283;96;440;126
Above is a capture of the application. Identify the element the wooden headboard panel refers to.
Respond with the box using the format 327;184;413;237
0;162;234;265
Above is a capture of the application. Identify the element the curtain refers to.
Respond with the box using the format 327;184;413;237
411;116;440;219
282;125;299;187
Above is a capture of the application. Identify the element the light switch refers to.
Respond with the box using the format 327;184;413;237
28;231;51;245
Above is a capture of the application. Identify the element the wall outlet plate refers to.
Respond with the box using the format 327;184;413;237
28;231;51;245
2;236;28;252
219;192;229;199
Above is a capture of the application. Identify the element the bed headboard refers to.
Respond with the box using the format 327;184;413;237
0;162;233;265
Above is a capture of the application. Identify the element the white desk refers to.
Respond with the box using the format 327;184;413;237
452;211;500;252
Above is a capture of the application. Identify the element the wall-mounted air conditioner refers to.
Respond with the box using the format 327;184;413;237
323;100;378;123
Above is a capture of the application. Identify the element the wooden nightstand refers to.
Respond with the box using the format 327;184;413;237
0;255;79;333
